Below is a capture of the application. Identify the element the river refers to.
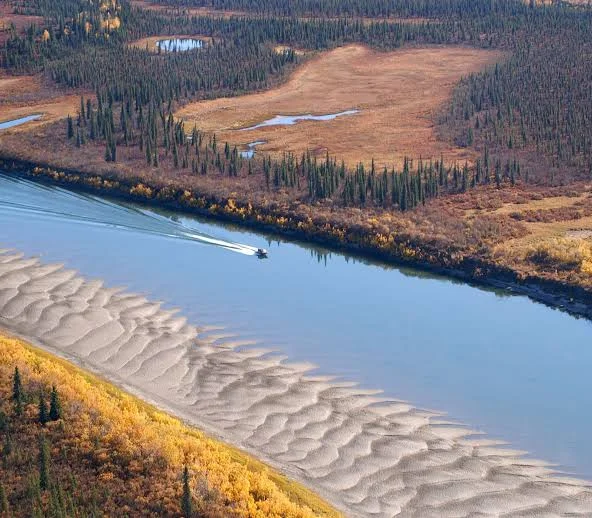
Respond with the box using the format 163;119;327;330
1;171;592;479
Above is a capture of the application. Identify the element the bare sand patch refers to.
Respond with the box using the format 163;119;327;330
176;45;503;168
2;249;592;517
128;34;213;52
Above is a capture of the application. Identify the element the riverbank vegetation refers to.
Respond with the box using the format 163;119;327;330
1;0;592;302
0;333;338;517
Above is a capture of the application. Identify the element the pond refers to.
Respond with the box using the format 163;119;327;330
0;114;42;131
239;140;266;158
156;38;205;52
240;110;359;130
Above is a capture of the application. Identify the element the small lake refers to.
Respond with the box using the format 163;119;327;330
240;110;359;131
0;114;42;131
1;172;592;478
156;38;205;52
240;141;266;158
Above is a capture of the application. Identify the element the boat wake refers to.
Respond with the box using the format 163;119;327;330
0;174;260;256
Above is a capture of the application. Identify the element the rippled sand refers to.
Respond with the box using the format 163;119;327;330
1;249;591;517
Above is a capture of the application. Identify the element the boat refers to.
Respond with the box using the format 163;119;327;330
256;248;268;258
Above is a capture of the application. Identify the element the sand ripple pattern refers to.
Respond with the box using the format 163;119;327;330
1;250;592;517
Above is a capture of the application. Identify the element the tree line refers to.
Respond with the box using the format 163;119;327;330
67;94;522;212
143;0;532;19
2;0;592;204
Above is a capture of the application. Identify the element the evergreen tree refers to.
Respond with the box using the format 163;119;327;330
49;386;62;421
181;466;192;518
12;367;23;416
0;481;9;515
38;393;48;426
67;115;74;139
12;367;21;402
38;437;50;491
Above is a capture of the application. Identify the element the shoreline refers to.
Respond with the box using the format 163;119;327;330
0;326;348;517
1;249;592;516
0;330;339;517
1;156;591;323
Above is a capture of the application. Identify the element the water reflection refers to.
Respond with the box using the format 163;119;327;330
156;38;204;52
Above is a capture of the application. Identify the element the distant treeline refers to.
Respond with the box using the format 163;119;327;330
446;9;592;173
144;0;533;18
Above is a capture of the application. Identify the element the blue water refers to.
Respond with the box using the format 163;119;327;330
1;171;592;478
240;141;266;158
240;110;359;131
0;114;42;130
156;38;204;52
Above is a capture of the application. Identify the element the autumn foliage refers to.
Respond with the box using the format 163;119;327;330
0;334;338;518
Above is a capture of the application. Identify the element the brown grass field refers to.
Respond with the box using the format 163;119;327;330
454;185;592;276
176;45;502;168
0;74;83;132
128;34;214;51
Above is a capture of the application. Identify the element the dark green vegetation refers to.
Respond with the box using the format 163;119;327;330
136;0;540;18
1;0;592;213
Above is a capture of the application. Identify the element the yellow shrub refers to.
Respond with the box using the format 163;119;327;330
130;183;153;198
0;335;338;518
526;237;592;273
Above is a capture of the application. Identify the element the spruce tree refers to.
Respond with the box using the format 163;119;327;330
67;115;74;139
49;386;61;421
0;481;8;515
12;368;23;416
38;393;48;426
181;466;192;517
39;437;50;491
12;367;21;402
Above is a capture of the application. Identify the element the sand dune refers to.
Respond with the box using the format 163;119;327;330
1;248;592;517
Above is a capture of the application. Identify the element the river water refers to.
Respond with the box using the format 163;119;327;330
1;171;592;478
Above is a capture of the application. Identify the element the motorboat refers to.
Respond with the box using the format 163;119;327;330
256;248;268;258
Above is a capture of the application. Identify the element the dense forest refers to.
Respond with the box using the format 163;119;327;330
1;0;592;212
138;0;537;18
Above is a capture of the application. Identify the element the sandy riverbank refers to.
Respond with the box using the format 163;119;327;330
1;248;592;517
